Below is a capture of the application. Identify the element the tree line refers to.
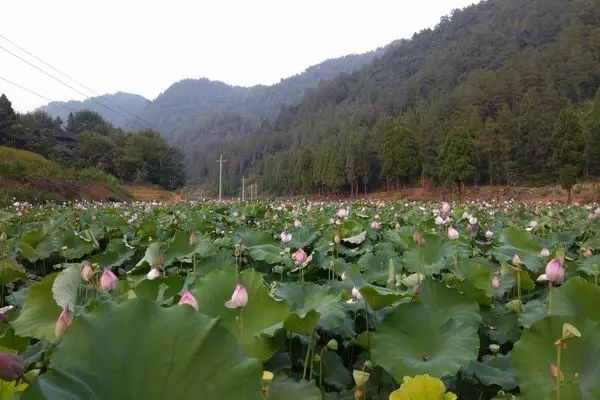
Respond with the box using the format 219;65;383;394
0;95;185;190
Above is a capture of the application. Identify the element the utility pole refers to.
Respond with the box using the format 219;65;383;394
241;176;245;202
216;154;228;202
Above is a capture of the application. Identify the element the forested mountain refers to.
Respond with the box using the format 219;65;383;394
39;92;150;130
206;0;600;196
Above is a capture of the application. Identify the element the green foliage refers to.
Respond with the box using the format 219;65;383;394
552;105;586;197
438;130;477;191
381;121;422;188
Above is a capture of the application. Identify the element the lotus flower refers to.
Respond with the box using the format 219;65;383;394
99;268;118;291
468;216;478;225
54;306;73;339
548;363;564;381
485;230;493;239
334;234;341;244
351;286;363;300
292;248;308;265
280;229;292;243
340;271;348;280
189;231;198;246
370;220;381;230
492;275;500;289
336;208;348;218
293;219;302;228
434;216;445;226
582;248;593;258
178;289;199;310
540;248;550;258
447;226;459;240
225;283;248;309
0;305;13;323
81;261;93;282
0;353;23;382
146;267;160;280
544;258;564;283
441;202;451;214
0;232;6;242
512;254;523;266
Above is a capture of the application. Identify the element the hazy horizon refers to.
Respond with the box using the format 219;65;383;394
1;0;476;113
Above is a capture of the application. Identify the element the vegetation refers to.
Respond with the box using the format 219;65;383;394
0;95;185;190
0;199;599;399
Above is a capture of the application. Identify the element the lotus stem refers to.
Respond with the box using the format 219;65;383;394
302;333;312;381
516;269;522;312
556;344;562;400
309;337;316;381
192;253;197;274
239;308;244;336
319;347;325;387
547;282;553;315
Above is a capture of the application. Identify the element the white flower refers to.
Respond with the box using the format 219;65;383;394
146;268;160;280
485;230;493;239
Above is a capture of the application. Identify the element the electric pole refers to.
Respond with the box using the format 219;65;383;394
216;154;228;201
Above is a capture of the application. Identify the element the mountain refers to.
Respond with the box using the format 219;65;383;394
207;0;600;195
39;92;150;129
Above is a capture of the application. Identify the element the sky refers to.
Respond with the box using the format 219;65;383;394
0;0;477;112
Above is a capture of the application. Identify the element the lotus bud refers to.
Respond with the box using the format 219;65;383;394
99;268;118;291
54;306;73;339
280;229;292;243
395;222;401;229
492;275;500;289
540;248;550;258
0;353;23;382
340;271;348;281
80;261;93;282
0;232;6;242
545;258;564;283
441;202;451;214
562;323;581;340
468;216;478;225
334;234;341;244
447;226;459;240
292;248;308;265
413;231;425;246
548;363;564;382
293;219;302;228
511;254;523;266
370;220;381;230
178;289;199;310
353;370;370;387
189;232;198;246
146;267;161;280
489;344;500;354
485;230;493;239
582;248;593;258
0;306;13;323
91;215;96;222
225;283;248;309
351;286;363;300
435;216;445;226
327;339;339;351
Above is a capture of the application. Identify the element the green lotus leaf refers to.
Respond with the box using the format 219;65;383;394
52;264;81;310
21;299;263;400
372;280;480;381
12;274;61;340
464;354;518;391
402;235;446;276
192;268;289;361
290;227;320;249
89;238;136;268
512;317;600;400
270;374;322;400
0;258;27;285
248;244;283;265
492;228;543;272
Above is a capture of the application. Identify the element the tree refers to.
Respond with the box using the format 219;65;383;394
0;94;18;146
587;88;600;175
552;104;585;201
438;130;477;196
380;121;422;193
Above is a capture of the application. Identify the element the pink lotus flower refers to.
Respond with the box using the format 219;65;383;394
582;248;593;258
545;258;564;283
540;248;550;258
0;353;23;382
99;268;118;291
292;248;308;265
225;283;248;309
485;230;494;239
81;261;93;282
441;202;451;214
336;208;348;218
178;289;199;310
280;229;292;243
447;226;459;240
491;275;500;289
512;254;523;266
54;306;73;339
371;220;381;230
293;219;302;228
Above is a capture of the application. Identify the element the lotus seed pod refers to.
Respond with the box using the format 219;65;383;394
489;344;500;354
353;370;370;387
562;323;581;340
327;339;339;351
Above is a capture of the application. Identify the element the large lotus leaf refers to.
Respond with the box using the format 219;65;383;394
248;244;283;265
448;258;494;305
358;243;401;285
389;374;457;400
519;277;600;328
512;317;600;400
52;264;81;310
290;227;320;249
162;230;214;266
372;280;480;381
133;242;162;271
12;274;61;340
236;229;276;247
320;350;353;390
21;299;263;400
576;254;600;277
60;231;96;260
345;265;406;310
492;228;543;272
192;269;289;361
270;375;322;400
0;258;27;285
402;235;447;276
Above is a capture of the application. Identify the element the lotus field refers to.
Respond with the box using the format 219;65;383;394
1;199;600;399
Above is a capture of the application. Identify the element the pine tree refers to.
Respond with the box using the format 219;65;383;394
438;130;477;196
588;88;600;175
552;104;585;201
0;94;17;146
380;121;422;193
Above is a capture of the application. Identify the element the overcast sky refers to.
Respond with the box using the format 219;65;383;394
0;0;476;112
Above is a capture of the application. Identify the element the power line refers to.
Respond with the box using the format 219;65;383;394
0;76;78;114
0;42;149;129
0;33;154;129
